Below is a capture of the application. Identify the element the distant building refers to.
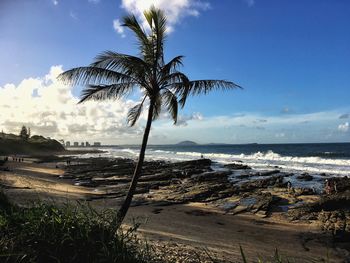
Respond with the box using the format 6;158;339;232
81;142;85;147
66;141;71;147
85;142;90;147
73;142;79;147
93;142;101;147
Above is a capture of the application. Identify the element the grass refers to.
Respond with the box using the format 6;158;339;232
0;191;157;263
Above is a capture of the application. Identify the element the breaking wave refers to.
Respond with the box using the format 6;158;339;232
83;147;350;176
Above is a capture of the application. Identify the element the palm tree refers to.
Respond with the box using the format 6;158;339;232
58;7;241;226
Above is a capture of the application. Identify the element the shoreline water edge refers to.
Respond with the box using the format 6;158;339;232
68;143;350;191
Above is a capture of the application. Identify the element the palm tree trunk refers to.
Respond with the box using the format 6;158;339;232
116;102;154;227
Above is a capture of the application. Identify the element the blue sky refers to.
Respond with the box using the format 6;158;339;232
0;0;349;144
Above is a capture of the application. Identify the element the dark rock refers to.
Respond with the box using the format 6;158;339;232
297;173;314;181
231;193;281;217
239;175;285;192
287;193;350;240
190;171;232;182
257;170;280;176
236;173;250;179
224;163;251;170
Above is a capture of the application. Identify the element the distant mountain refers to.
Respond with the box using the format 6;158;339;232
176;140;198;146
0;133;65;155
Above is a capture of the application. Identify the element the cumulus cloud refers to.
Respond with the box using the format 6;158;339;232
339;113;349;119
338;122;349;132
113;19;126;38
176;112;203;127
52;0;58;6
120;0;211;33
0;66;143;144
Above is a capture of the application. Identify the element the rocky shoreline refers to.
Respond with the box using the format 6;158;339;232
54;156;350;251
1;155;349;261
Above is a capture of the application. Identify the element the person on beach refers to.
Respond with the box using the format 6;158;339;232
287;181;292;193
325;179;334;195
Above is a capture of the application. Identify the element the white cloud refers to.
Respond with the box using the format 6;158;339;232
52;0;58;6
2;66;349;145
153;109;350;144
113;19;126;38
176;112;203;126
88;0;100;3
120;0;211;33
0;66;144;144
338;122;349;132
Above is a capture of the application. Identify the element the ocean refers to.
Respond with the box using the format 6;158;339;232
78;143;350;175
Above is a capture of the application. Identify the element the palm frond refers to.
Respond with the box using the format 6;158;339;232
148;7;167;60
160;72;190;87
127;97;146;126
152;94;162;121
178;86;190;108
162;89;178;124
58;67;134;86
188;80;242;95
143;7;154;29
122;15;153;63
144;6;167;75
160;56;184;76
91;51;150;77
169;80;242;108
79;83;136;103
89;51;152;92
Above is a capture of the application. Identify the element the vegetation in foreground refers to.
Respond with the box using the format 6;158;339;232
0;191;156;263
0;190;327;263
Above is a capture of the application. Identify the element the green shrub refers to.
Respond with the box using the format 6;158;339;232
0;194;156;263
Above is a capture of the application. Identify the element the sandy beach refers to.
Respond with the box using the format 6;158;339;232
0;158;348;262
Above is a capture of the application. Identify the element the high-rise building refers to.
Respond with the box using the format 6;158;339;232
73;142;79;147
85;142;90;147
66;141;71;147
93;142;101;146
81;142;85;147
